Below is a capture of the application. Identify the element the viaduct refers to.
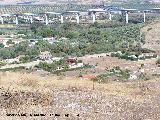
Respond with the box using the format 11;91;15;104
1;7;160;25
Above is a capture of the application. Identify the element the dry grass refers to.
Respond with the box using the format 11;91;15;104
0;71;159;100
141;21;160;53
0;71;160;120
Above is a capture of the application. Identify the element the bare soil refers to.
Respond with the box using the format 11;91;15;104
63;55;160;77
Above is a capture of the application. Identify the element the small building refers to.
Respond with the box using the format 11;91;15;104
39;51;52;60
43;37;56;44
64;57;77;64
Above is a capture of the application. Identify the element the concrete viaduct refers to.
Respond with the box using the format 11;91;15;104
0;7;160;25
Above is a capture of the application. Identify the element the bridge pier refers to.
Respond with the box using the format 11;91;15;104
45;14;49;25
92;12;96;23
30;16;33;23
76;13;80;24
1;17;4;24
109;12;112;20
126;12;129;23
60;15;64;23
143;11;146;23
15;16;19;25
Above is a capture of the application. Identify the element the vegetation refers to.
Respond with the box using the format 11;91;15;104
35;59;71;72
0;61;6;67
0;22;146;60
36;61;58;72
92;66;130;83
0;43;4;48
156;59;160;65
111;51;157;61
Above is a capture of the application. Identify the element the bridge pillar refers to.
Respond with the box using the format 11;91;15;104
109;12;112;20
45;14;49;25
126;12;129;23
76;13;80;24
92;12;96;23
1;17;4;24
15;16;19;25
30;16;33;23
143;11;146;23
60;15;64;23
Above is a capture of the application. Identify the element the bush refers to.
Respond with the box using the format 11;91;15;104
92;74;109;83
0;43;4;48
77;60;82;63
83;64;94;68
156;59;160;65
0;61;6;67
19;55;30;63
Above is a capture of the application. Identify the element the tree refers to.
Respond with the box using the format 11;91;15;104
37;61;57;72
38;27;54;37
30;22;44;34
0;43;4;48
63;64;69;71
14;41;29;53
0;49;12;59
35;40;51;51
7;39;14;45
26;47;40;60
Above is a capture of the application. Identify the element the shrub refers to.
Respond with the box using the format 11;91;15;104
0;61;6;67
92;74;109;83
156;59;160;65
19;55;30;63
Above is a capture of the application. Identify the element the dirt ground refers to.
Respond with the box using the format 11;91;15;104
63;54;159;77
0;72;160;120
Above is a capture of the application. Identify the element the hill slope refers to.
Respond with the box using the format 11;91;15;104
141;21;160;54
0;72;160;119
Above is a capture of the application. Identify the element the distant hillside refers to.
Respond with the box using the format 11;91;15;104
0;0;160;5
1;0;101;5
